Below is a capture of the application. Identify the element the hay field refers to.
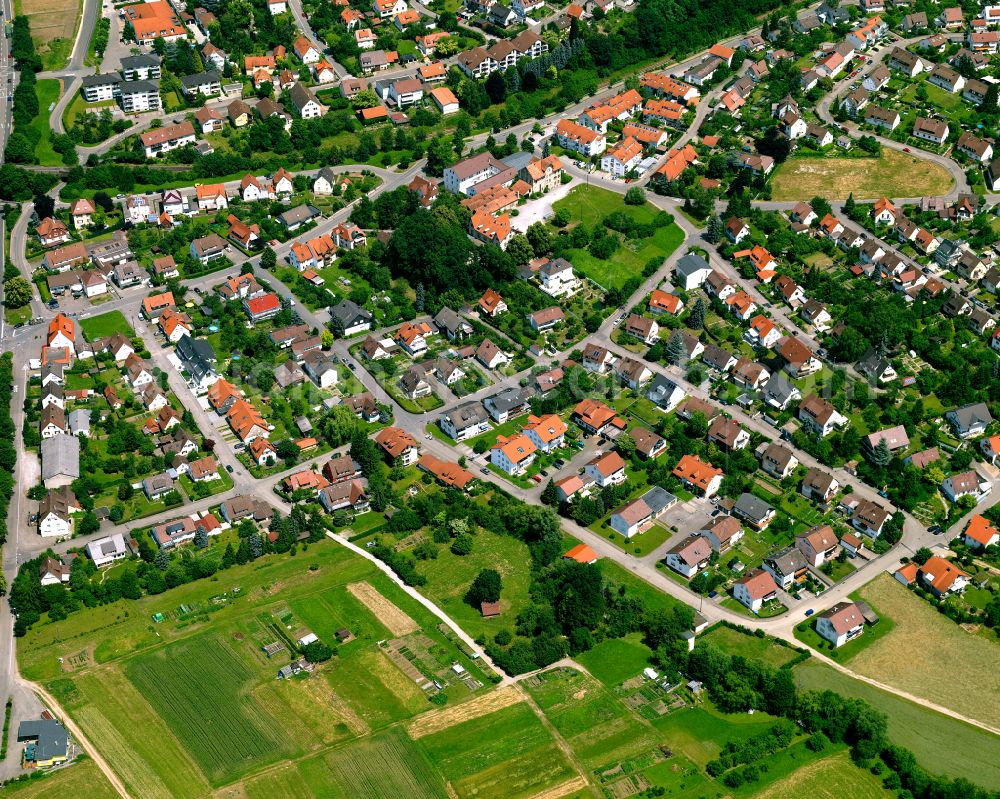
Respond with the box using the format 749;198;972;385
754;751;890;799
18;0;79;67
771;150;953;201
850;574;1000;730
346;581;418;635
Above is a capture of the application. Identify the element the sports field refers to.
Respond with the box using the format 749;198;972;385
754;750;890;799
771;149;953;201
795;661;1000;789
849;574;1000;730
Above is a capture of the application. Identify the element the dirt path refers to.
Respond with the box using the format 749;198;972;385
517;686;592;795
32;682;133;799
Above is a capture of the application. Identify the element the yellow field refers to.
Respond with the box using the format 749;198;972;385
754;751;891;799
850;574;1000;730
346;582;418;636
408;686;523;738
771;149;953;201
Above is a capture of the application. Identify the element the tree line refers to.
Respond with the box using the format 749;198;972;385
687;642;1000;799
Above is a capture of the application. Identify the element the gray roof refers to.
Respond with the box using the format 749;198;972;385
176;336;217;384
180;70;221;88
41;435;80;481
442;402;488;430
949;402;993;430
676;252;710;277
647;374;683;405
68;409;90;435
434;306;473;335
288;81;321;111
82;73;120;87
118;79;159;95
121;53;160;70
278;205;319;227
641;485;676;515
485;386;532;414
763;372;797;403
766;545;808;575
734;492;774;523
330;299;373;327
17;719;68;761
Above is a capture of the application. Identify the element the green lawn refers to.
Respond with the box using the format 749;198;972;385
794;661;1000;789
601;521;673;557
0;758;121;799
31;79;64;166
62;93;116;130
575;632;653;687
552;185;684;290
793;610;895;663
700;625;801;669
79;310;135;340
414;528;533;643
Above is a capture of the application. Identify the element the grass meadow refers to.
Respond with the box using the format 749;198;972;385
754;750;891;799
0;757;120;799
700;625;801;669
795;661;1000;789
849;574;1000;730
414;528;533;642
78;310;134;341
575;632;654;687
551;185;684;290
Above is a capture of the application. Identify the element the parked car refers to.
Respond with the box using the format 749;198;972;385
804;608;815;617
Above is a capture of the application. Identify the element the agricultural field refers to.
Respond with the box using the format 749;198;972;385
551;185;684;290
771;150;953;201
794;661;1000;790
0;758;120;799
699;625;801;669
16;540;498;798
299;728;448;799
125;637;294;786
755;750;891;799
79;310;135;341
417;701;580;799
524;667;658;769
848;574;1000;730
